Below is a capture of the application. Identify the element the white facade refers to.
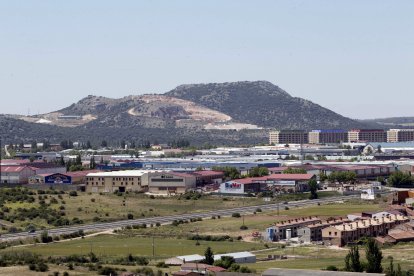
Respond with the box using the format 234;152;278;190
219;181;245;194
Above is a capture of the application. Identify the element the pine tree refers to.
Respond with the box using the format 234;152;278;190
204;247;214;265
365;238;383;273
344;246;363;272
90;156;96;169
59;155;65;166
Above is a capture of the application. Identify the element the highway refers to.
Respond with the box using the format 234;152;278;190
0;195;359;241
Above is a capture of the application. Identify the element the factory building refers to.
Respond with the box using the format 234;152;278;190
0;166;36;184
85;170;159;193
148;172;196;195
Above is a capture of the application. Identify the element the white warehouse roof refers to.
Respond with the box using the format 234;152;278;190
86;170;167;177
214;251;256;260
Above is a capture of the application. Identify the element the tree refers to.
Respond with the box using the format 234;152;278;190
31;140;38;152
212;166;240;180
365;238;383;273
308;179;318;200
344;246;363;272
121;140;126;149
90;156;96;169
204;247;214;265
388;171;413;188
283;167;307;174
214;256;235;269
377;145;382;153
75;154;82;166
86;140;92;149
101;140;108;148
59;155;65;166
249;167;269;177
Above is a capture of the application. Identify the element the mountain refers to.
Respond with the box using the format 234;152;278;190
166;81;366;129
0;81;371;146
360;117;414;129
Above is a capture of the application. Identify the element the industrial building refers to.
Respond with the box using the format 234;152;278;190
269;130;309;145
85;170;158;193
348;129;387;143
220;174;315;195
28;170;99;185
0;166;36;184
308;129;348;144
148;172;196;195
387;129;414;143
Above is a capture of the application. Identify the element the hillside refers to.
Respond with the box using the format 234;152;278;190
360;117;414;128
166;81;366;129
0;81;372;145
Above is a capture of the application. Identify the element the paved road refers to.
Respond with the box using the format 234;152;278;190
0;195;359;241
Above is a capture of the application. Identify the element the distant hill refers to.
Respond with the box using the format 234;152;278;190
166;81;367;129
0;81;372;145
360;117;414;129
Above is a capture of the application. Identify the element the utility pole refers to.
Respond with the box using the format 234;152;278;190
152;236;155;257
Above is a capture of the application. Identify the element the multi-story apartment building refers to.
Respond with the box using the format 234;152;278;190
322;214;408;247
387;129;414;143
298;217;351;243
269;130;308;145
308;129;348;144
348;129;387;143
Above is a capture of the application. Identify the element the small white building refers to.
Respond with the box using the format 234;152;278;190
214;251;256;264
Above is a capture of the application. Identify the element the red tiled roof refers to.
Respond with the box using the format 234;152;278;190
388;230;414;241
0;165;35;173
192;170;224;177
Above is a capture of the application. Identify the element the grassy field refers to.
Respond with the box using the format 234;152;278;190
112;201;383;238
7;234;271;259
0;188;344;233
2;198;411;275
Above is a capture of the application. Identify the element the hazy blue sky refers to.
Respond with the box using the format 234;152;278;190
1;1;413;119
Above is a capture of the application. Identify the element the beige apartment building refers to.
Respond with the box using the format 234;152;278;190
269;130;308;145
348;129;387;143
387;129;414;143
308;130;348;144
322;214;409;247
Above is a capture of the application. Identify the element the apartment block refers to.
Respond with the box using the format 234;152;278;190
298;217;350;243
308;129;348;144
269;130;308;145
387;129;414;143
348;129;387;143
266;216;322;241
322;214;409;247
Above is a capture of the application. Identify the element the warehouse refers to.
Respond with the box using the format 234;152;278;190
148;172;196;195
219;174;315;195
85;170;162;193
0;166;36;184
